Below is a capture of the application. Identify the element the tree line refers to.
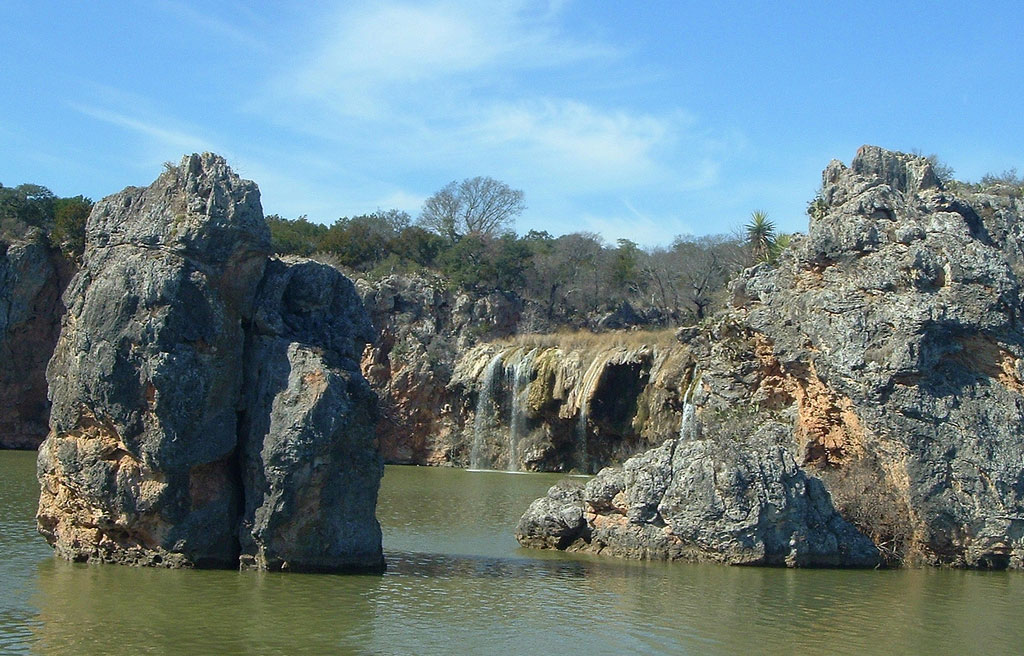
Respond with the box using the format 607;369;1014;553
267;176;770;326
0;183;92;257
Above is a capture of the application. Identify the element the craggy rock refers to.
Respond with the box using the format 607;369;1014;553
240;259;382;572
518;431;878;567
37;154;383;571
0;236;72;449
518;146;1024;568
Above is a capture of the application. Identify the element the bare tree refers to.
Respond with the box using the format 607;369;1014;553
418;176;525;240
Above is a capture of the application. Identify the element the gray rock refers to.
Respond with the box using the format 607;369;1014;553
518;434;878;567
517;146;1024;569
515;480;585;549
738;146;1024;567
37;154;383;572
239;259;382;572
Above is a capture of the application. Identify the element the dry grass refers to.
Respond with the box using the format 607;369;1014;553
497;328;680;351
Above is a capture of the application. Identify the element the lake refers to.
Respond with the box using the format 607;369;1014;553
1;450;1022;654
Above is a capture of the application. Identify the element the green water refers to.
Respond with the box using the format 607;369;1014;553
1;451;1022;655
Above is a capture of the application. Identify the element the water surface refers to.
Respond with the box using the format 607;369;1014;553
1;451;1021;654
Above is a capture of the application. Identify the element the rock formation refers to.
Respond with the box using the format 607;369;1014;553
36;154;384;572
0;234;73;449
518;146;1024;568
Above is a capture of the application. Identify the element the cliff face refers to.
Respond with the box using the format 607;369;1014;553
0;236;73;449
358;274;523;464
518;146;1024;568
357;276;691;471
37;154;383;572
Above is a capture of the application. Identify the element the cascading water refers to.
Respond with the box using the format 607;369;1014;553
574;403;589;474
572;353;610;474
679;368;702;441
505;348;538;471
469;353;505;470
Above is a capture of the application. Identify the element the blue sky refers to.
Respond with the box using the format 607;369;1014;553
2;1;1021;245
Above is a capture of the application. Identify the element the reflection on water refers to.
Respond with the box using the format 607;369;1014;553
2;451;1023;655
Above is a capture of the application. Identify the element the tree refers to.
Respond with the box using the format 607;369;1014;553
320;210;412;271
266;214;327;256
51;195;93;258
418;176;525;241
0;183;55;240
745;210;776;264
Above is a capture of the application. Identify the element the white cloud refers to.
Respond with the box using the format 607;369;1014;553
265;0;614;119
240;1;746;239
473;99;676;189
69;103;211;158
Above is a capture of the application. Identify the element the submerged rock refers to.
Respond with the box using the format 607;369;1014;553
36;154;383;571
518;146;1024;568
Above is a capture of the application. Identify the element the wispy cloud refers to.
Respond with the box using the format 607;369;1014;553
263;0;616;120
69;103;210;156
472;99;676;189
243;0;745;238
154;0;269;52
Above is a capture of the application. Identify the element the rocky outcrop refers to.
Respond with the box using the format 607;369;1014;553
240;258;381;572
517;434;879;566
518;146;1024;568
0;235;73;449
357;276;678;470
36;154;383;572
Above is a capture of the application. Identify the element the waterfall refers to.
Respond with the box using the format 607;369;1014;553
470;353;505;470
679;368;702;441
505;348;537;472
572;352;611;474
574;402;589;474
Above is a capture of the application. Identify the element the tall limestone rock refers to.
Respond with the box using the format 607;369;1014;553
240;258;381;572
518;146;1024;568
36;154;383;571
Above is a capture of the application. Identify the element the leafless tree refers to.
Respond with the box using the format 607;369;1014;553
418;176;525;240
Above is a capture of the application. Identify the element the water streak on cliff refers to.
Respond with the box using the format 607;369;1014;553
469;352;505;470
679;369;702;440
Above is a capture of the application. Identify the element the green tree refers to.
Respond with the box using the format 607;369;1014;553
608;238;641;294
51;195;93;258
266;214;328;256
320;210;412;270
388;225;447;268
0;183;56;240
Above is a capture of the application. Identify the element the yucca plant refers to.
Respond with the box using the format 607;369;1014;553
745;210;776;263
